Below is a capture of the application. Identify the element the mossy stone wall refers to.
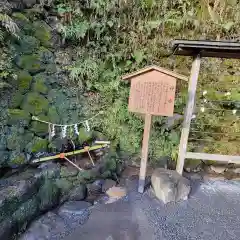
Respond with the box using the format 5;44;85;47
0;11;92;168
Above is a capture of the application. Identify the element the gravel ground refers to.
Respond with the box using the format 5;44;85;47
63;177;240;240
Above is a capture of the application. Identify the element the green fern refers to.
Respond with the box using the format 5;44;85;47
0;13;19;38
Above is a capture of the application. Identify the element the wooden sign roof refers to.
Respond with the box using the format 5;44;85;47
122;65;188;81
171;39;240;59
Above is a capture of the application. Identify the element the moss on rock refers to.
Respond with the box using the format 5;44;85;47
8;152;26;167
78;128;92;144
16;54;45;74
30;114;49;136
17;71;32;93
12;12;30;22
0;151;9;167
48;106;59;123
12;198;39;231
7;132;24;151
77;169;98;182
12;12;32;35
48;137;66;152
6;127;33;151
60;167;79;178
33;78;48;94
33;21;52;47
37;179;60;212
9;92;25;108
22;92;49;115
55;178;73;202
8;109;31;126
18;35;40;54
25;137;48;153
37;47;54;64
45;64;57;74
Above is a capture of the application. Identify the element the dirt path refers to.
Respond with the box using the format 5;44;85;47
63;177;240;240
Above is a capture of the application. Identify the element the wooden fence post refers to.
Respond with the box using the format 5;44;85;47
176;55;201;175
138;114;152;193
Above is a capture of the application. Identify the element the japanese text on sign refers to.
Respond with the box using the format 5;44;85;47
128;78;176;116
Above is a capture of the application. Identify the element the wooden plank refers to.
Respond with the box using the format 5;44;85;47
138;114;152;193
176;55;201;175
185;152;240;163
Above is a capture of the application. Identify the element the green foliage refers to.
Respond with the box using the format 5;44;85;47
55;0;240;163
0;13;19;38
22;92;49;115
0;0;239;165
0;47;14;87
61;20;89;40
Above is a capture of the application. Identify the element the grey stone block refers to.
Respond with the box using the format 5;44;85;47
151;168;191;204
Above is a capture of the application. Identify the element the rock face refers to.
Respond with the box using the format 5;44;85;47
210;165;226;174
102;179;116;192
0;5;97;168
20;201;91;240
58;201;92;216
151;168;191;204
69;185;87;201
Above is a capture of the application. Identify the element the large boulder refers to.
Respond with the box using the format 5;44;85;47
9;92;25;108
151;168;191;204
8;151;27;167
37;179;60;212
15;54;45;74
0;177;41;222
37;162;60;179
102;179;116;193
25;137;48;154
58;201;91;224
17;35;40;54
33;21;52;48
22;92;49;115
68;184;87;201
30;114;49;137
12;197;39;231
17;70;33;93
0;151;9;167
7;109;31;127
19;212;69;240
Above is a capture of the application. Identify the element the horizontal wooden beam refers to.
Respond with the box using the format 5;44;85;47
185;152;240;163
32;144;108;163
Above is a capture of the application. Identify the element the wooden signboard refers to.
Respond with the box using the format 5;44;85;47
123;65;188;193
128;72;176;116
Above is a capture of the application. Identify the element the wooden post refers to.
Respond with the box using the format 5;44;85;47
176;55;201;175
138;114;152;193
